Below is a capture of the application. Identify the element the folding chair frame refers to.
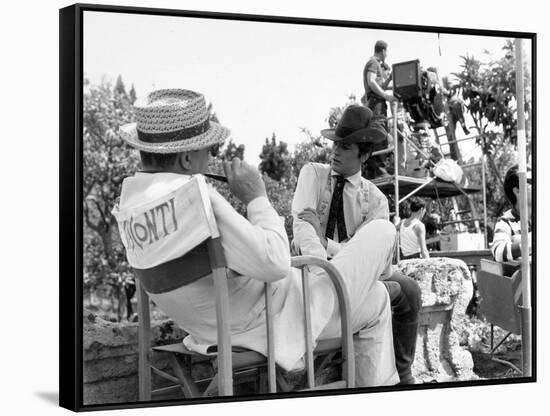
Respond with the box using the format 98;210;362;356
135;254;355;400
477;259;523;376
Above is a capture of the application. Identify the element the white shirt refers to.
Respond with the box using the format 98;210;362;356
292;163;389;259
399;218;422;256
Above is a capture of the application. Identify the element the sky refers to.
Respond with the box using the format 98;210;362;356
83;11;531;166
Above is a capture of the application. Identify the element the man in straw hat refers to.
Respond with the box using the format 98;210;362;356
114;89;398;387
292;104;421;384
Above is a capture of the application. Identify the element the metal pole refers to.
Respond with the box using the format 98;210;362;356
372;146;396;157
440;218;485;226
404;134;437;167
515;38;531;377
393;101;400;263
439;135;482;146
460;162;483;169
398;177;436;205
481;155;488;248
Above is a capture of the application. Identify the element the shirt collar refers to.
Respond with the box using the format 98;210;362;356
331;169;362;188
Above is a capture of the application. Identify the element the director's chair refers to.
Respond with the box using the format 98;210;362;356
132;176;355;399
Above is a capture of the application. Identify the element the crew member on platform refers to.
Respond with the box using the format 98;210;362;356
361;40;397;178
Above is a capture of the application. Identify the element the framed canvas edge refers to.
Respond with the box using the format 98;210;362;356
72;2;536;39
529;30;537;383
59;2;538;412
60;3;83;412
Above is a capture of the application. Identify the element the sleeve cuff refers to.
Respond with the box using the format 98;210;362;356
326;238;341;258
247;196;272;213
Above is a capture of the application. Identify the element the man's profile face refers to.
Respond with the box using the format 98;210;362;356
513;182;532;218
331;141;362;177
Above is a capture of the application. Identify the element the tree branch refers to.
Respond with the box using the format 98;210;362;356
90;197;108;229
83;203;101;234
486;153;504;187
83;179;97;200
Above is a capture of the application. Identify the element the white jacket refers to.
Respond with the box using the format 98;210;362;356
114;172;335;371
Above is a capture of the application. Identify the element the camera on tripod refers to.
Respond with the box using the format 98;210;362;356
392;59;444;129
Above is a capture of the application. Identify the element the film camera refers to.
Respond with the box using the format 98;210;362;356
392;60;444;129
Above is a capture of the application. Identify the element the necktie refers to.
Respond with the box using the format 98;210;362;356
325;175;348;241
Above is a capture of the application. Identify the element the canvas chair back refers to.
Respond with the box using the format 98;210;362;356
478;259;522;334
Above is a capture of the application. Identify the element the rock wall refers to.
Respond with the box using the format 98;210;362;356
396;257;477;383
83;310;186;405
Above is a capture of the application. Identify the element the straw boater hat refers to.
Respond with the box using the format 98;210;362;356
120;89;230;153
321;104;388;144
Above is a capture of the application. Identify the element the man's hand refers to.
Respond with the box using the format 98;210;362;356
223;158;267;205
297;208;322;237
384;90;396;102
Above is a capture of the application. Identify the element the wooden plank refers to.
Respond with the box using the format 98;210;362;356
301;266;315;389
265;282;277;393
136;280;152;401
211;266;233;396
170;353;200;397
213;350;266;370
151;366;180;384
151;384;183;396
291;256;355;388
207;237;233;396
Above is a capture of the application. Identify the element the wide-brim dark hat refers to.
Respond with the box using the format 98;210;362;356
320;104;387;144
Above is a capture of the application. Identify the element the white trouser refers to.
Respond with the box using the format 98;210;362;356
318;219;399;387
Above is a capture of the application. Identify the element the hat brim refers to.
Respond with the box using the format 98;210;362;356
320;126;387;144
119;121;231;154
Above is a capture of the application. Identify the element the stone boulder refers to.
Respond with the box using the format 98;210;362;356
396;257;477;383
83;309;186;405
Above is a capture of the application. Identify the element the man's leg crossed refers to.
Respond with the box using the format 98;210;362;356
318;219;399;386
383;272;422;384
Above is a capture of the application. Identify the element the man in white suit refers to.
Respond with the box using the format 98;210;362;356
292;104;421;384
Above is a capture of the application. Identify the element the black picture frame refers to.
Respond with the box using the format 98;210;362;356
60;3;537;412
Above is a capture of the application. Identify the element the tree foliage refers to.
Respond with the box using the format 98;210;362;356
220;139;245;162
452;40;532;175
83;75;140;321
259;134;292;181
452;40;532;221
291;129;332;178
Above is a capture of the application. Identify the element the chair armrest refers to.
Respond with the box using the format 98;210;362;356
291;256;351;318
290;255;355;388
